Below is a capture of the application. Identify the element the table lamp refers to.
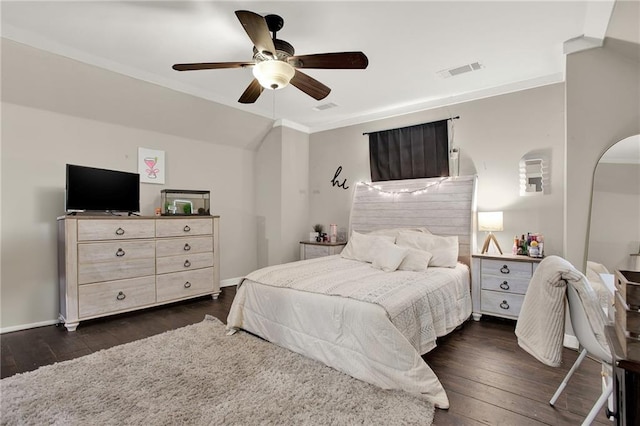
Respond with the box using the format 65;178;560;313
479;211;503;254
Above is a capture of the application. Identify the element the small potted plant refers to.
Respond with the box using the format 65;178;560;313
311;224;324;242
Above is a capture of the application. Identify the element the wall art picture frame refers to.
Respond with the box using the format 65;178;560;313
138;147;166;184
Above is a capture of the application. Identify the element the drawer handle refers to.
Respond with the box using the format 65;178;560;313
115;227;125;236
115;248;125;257
500;265;510;274
500;281;510;290
184;243;191;251
499;300;510;310
116;291;126;301
183;225;191;232
184;260;191;268
184;281;192;289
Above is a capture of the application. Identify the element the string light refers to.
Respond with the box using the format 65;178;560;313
357;178;448;195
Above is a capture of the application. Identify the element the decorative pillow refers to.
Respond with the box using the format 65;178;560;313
398;248;433;272
368;227;432;241
371;240;409;272
340;231;395;263
396;231;458;268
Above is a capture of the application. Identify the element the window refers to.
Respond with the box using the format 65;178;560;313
368;120;449;182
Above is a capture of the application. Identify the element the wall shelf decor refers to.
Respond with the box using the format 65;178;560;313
519;157;546;196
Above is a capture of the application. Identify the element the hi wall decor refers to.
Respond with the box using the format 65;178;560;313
138;147;165;184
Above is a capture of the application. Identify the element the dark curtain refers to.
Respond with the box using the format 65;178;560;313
368;120;449;182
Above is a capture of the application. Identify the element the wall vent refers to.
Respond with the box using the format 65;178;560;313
313;102;338;111
437;61;483;79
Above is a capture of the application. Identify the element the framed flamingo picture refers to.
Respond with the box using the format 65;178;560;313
138;147;166;184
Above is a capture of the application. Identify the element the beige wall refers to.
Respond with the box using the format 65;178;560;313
1;40;273;331
309;84;566;257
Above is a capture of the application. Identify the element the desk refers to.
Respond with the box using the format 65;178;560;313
605;326;640;425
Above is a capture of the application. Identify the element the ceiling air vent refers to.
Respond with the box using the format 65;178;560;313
437;61;483;79
313;102;338;111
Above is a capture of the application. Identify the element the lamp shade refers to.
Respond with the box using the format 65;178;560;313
252;60;295;90
478;211;503;232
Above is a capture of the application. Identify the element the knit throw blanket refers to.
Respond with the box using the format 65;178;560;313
515;255;609;367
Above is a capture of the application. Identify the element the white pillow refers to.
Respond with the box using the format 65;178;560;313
372;240;409;272
398;248;433;272
340;231;395;263
396;231;458;268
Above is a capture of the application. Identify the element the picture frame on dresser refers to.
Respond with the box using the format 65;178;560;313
57;215;220;331
471;253;543;321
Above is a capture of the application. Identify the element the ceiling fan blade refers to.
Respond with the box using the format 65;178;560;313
172;62;253;71
235;10;277;59
288;52;368;69
290;70;331;101
238;79;264;104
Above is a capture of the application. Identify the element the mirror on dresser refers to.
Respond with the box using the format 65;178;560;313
586;135;640;300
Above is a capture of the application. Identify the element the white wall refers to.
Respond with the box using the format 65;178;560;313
309;84;566;257
565;40;640;271
280;126;310;263
588;162;640;272
0;40;274;331
1;103;260;330
255;125;309;268
564;0;640;271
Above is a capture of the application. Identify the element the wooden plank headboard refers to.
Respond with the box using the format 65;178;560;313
349;175;477;267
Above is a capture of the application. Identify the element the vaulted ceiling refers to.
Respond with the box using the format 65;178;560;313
1;1;617;133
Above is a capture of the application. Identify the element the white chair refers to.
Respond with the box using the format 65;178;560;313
549;281;613;425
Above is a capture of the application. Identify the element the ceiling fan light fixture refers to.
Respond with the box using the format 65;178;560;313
253;60;295;90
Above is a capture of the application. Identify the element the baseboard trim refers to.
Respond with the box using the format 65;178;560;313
3;279;243;334
563;333;579;350
1;319;60;334
221;277;243;288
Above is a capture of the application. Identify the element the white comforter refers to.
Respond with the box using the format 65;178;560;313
227;256;472;409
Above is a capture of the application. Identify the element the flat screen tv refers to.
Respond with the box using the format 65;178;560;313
65;164;140;213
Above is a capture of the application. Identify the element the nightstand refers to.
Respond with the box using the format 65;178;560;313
471;253;543;321
299;241;347;260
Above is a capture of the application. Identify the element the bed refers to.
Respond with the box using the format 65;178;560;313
227;176;477;409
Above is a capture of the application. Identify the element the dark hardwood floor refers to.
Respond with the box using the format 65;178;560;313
1;286;609;425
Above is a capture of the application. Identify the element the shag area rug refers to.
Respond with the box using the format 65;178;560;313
1;316;435;425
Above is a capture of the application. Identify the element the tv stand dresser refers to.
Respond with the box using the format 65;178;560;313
57;215;220;331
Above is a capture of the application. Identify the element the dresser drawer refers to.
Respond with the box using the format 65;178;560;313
78;258;156;284
156;236;213;258
481;259;533;279
156;218;212;238
78;276;156;318
481;290;525;318
77;219;155;241
481;275;530;295
78;241;155;264
156;252;214;274
156;267;214;302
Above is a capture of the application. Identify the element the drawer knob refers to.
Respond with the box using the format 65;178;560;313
499;300;510;310
184;260;191;268
115;248;125;257
115;227;125;236
183;225;191;232
500;281;510;290
500;265;510;274
184;281;192;289
116;291;126;301
184;243;191;251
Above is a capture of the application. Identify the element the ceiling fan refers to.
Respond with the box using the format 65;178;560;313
172;10;369;104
